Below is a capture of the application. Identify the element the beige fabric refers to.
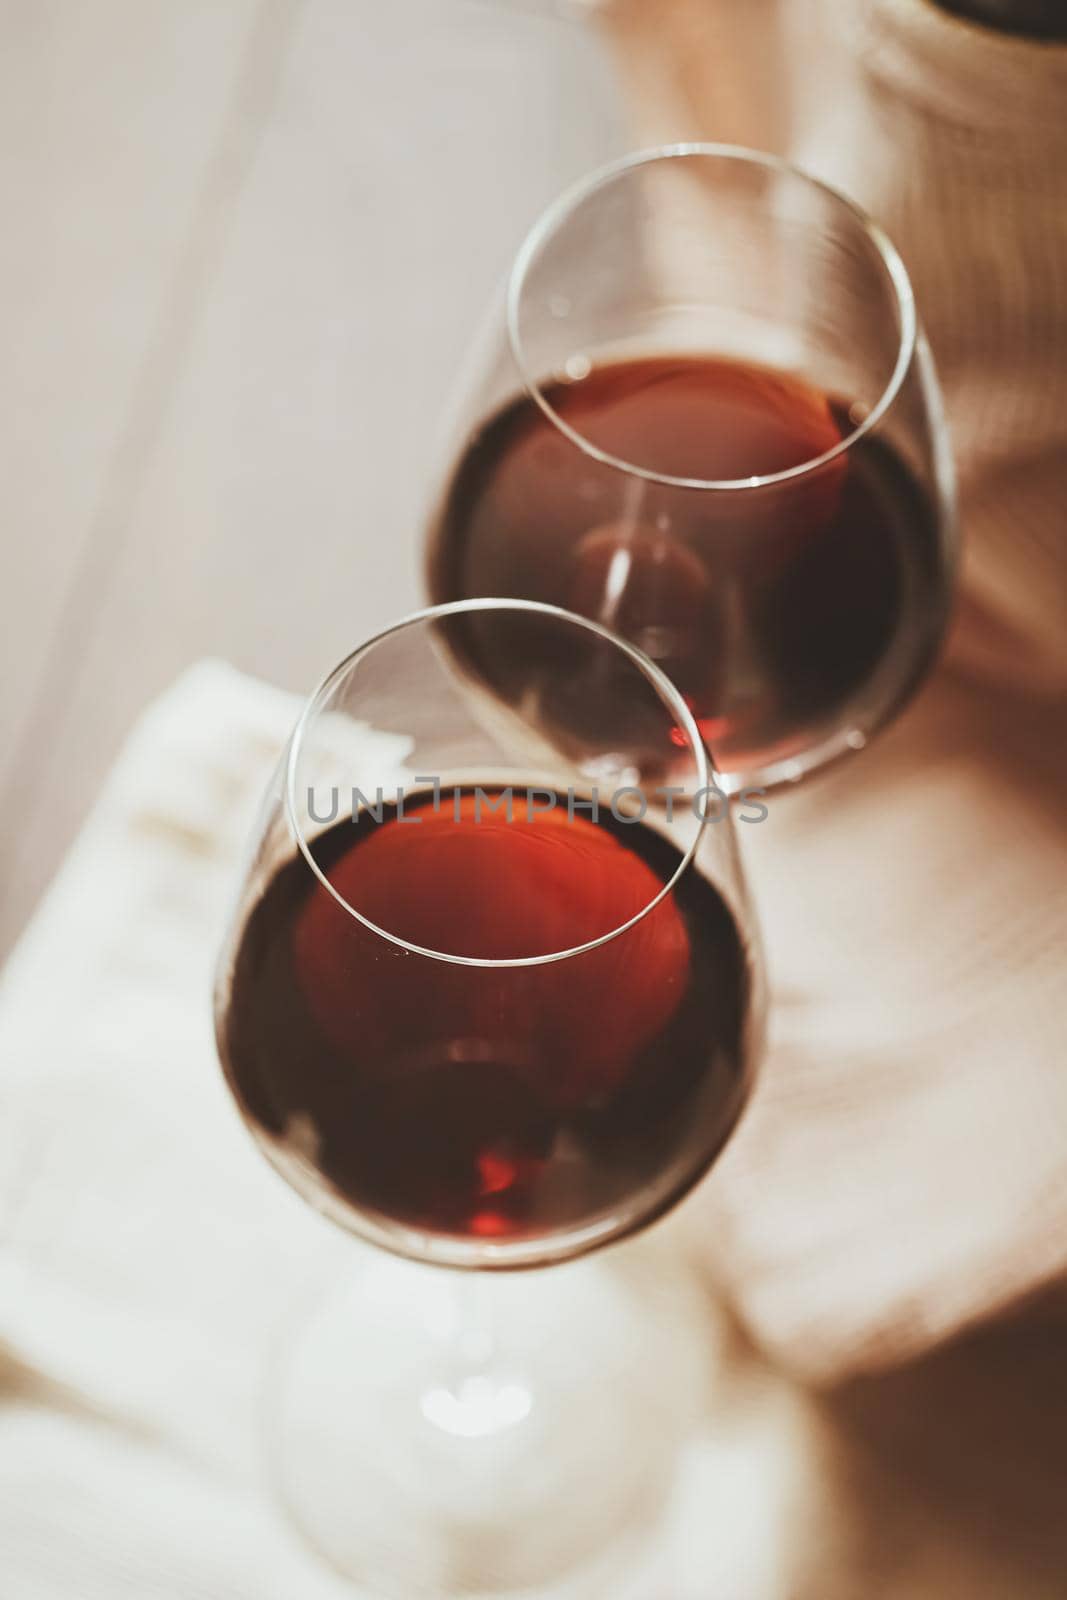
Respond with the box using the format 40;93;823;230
807;0;1067;695
604;0;1067;1378
603;0;794;156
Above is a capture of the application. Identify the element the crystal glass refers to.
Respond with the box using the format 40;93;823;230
425;144;956;791
214;599;764;1594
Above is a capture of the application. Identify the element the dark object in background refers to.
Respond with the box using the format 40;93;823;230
933;0;1067;38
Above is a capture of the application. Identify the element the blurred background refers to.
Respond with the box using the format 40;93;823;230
0;0;625;956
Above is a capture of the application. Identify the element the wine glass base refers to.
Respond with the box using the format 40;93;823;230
268;1242;715;1597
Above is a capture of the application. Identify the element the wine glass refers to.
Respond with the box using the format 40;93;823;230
425;144;957;792
214;598;764;1596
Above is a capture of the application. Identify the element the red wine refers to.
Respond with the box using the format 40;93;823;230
219;789;753;1252
427;355;948;776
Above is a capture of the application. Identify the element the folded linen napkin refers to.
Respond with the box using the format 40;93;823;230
0;664;362;1600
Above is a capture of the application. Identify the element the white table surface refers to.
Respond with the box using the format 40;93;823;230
0;0;625;954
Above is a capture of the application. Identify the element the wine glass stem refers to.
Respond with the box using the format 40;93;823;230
456;1270;497;1373
421;1274;532;1442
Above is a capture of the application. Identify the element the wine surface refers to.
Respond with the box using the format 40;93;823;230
428;354;947;777
220;789;752;1252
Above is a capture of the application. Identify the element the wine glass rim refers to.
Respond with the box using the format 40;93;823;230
284;597;716;969
506;141;918;492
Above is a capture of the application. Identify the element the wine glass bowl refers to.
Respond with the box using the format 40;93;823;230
215;600;762;1272
426;145;956;791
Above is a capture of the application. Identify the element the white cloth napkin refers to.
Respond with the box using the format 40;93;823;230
0;662;831;1600
0;664;364;1600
